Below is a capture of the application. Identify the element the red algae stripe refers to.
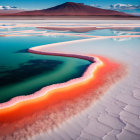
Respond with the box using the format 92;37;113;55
0;36;127;124
0;55;125;126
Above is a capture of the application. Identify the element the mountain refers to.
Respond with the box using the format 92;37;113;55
9;2;132;16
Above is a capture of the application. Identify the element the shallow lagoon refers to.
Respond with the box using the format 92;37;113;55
0;32;90;103
0;23;139;103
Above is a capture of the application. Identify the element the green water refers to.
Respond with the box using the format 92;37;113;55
0;35;91;103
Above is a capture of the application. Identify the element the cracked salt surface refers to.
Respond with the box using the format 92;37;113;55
33;25;140;140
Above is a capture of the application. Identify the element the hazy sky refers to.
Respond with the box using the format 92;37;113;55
0;0;140;10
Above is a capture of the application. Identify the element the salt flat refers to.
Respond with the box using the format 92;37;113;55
31;20;140;140
0;20;140;140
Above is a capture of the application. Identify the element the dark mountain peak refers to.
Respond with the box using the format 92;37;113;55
64;2;75;4
59;2;86;8
64;2;84;5
6;2;133;17
47;1;86;11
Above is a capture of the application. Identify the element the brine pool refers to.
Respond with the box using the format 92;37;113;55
1;24;140;104
0;33;91;103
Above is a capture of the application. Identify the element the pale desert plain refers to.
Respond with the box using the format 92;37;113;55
0;20;140;140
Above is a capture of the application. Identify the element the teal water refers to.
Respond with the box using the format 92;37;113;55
0;34;90;103
1;25;138;104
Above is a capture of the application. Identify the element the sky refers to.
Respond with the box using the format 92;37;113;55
0;0;140;10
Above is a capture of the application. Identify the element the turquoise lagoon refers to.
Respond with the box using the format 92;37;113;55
0;32;91;103
1;25;139;104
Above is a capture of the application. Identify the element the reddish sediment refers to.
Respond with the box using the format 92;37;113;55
37;26;105;33
37;26;140;33
0;54;124;122
0;52;101;121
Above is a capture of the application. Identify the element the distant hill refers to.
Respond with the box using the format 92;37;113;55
4;2;134;17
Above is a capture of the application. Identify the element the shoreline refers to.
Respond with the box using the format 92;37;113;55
0;34;129;112
0;35;127;116
0;41;102;110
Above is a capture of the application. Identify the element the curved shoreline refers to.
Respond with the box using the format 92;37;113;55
0;50;125;138
0;34;139;111
0;44;102;110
